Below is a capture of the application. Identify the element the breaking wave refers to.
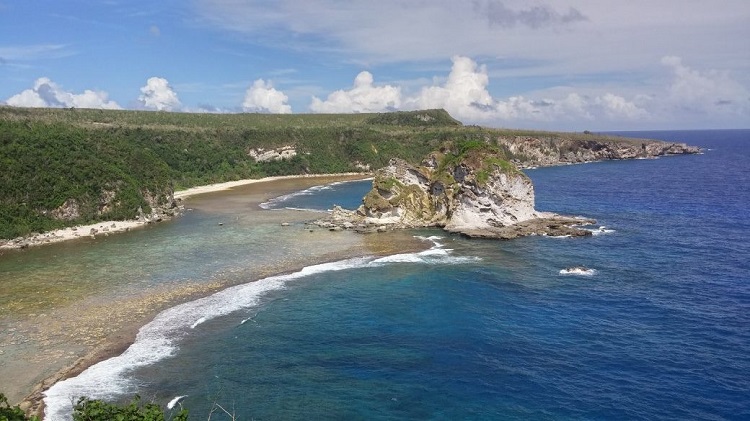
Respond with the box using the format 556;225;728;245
559;266;597;276
259;184;334;210
43;236;477;420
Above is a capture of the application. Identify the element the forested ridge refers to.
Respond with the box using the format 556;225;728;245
0;106;679;239
0;108;467;238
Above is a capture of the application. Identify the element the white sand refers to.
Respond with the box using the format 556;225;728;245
173;173;364;199
0;220;146;250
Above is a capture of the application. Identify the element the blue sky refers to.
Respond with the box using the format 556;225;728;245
1;0;748;130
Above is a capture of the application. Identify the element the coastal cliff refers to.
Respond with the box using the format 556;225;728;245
496;135;700;168
1;107;700;244
315;142;595;239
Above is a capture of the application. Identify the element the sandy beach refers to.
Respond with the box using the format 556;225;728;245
0;172;428;418
173;173;366;200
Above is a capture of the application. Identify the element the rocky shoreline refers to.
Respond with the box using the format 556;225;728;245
310;137;700;240
1;173;367;252
498;136;701;169
0;200;183;251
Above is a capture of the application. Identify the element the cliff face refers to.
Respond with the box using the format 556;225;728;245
317;143;594;239
497;136;701;168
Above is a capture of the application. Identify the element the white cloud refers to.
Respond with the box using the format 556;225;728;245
242;79;292;114
138;77;182;111
0;44;72;61
309;56;649;124
406;56;496;120
195;0;750;79
5;77;121;109
660;55;748;116
309;71;401;113
595;93;647;120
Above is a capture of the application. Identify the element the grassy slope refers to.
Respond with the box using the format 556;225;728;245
0;106;656;239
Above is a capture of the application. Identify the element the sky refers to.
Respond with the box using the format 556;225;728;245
1;0;748;131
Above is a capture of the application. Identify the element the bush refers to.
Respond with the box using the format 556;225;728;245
0;393;38;421
72;395;187;421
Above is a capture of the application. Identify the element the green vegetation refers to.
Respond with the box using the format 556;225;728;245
0;393;187;421
0;107;461;238
433;139;520;187
373;176;403;193
0;106;662;239
72;396;187;421
365;109;461;126
0;393;37;421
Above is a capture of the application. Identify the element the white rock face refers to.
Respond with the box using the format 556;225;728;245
248;146;297;162
445;171;540;232
316;147;596;239
358;155;543;232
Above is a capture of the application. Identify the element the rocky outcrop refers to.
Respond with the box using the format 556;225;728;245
50;198;80;221
141;188;181;222
248;146;297;162
497;136;701;168
314;143;595;239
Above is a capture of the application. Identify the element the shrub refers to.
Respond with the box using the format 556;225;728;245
72;395;187;421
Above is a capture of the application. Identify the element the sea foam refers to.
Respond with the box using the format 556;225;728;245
258;184;330;209
559;266;597;276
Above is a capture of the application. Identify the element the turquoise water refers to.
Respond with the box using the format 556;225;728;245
46;130;750;420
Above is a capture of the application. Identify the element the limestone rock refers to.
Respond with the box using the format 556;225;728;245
50;198;80;221
314;142;593;239
248;146;297;162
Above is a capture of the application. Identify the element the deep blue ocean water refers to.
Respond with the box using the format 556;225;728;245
45;130;750;420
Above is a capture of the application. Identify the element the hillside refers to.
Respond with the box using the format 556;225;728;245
0;107;698;239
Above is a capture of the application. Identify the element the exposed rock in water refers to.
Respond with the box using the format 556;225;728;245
314;142;595;239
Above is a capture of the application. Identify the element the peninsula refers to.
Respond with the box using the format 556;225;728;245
0;107;699;249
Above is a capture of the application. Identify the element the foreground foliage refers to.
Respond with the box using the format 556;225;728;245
72;396;187;421
0;394;37;421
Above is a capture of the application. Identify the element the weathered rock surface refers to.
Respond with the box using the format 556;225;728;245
313;142;595;239
497;136;701;168
248;146;297;162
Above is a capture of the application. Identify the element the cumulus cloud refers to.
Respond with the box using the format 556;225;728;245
310;71;401;113
660;55;748;115
310;56;657;126
5;77;121;109
138;77;181;111
242;79;292;114
595;93;647;120
407;56;496;120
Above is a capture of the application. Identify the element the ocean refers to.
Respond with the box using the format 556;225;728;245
44;130;750;420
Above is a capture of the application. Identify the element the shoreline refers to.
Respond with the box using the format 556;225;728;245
0;172;369;252
5;172;392;419
173;172;367;200
25;238;431;419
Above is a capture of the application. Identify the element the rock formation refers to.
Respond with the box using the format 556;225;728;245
314;142;594;239
496;135;701;168
247;146;298;162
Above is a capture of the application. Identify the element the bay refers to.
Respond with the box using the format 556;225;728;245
47;130;750;420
